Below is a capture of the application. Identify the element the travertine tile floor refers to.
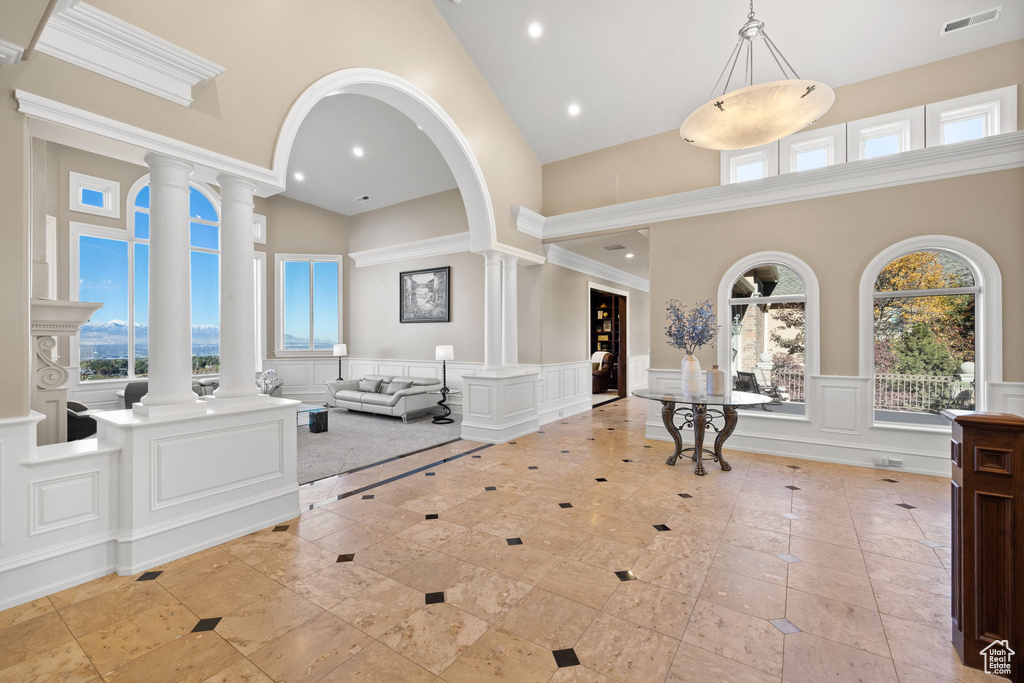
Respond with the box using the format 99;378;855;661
0;398;1007;682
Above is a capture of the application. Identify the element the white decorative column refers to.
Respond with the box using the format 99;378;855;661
209;174;264;409
482;250;503;372
501;254;519;369
136;153;205;417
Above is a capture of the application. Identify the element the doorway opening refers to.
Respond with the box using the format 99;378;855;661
590;286;627;402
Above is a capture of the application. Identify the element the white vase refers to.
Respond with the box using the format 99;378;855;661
681;354;703;396
706;364;727;395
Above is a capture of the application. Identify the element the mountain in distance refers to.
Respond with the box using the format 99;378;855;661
81;320;220;342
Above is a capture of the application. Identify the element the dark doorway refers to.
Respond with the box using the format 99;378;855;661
590;288;627;398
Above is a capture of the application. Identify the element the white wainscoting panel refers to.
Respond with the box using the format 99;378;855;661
628;355;650;390
462;371;541;443
30;470;101;535
644;368;952;477
524;361;592;426
989;382;1024;417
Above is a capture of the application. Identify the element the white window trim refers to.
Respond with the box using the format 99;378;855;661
717;252;820;423
858;235;1002;428
273;253;344;357
69;171;120;219
926;85;1017;148
721;142;779;185
253;213;267;245
780;123;846;174
847;106;925;161
254;251;267;372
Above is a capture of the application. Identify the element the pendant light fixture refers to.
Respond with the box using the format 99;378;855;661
679;1;834;151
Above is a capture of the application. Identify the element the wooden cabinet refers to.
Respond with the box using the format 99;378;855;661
947;411;1023;681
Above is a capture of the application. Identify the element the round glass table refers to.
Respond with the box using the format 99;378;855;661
631;388;773;475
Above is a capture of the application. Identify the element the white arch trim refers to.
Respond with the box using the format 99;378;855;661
858;236;1002;406
717;252;821;420
272;68;496;253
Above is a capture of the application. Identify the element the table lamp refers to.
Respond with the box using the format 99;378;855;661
333;343;348;381
434;345;454;424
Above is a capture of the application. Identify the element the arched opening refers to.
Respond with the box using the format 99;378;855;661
272;68;496;253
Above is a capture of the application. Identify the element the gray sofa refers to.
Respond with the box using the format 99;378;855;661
325;374;442;422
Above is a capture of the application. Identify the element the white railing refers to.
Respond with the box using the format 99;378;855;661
771;367;805;402
874;373;975;413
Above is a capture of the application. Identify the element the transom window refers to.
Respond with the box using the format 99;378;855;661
872;250;978;425
728;264;807;415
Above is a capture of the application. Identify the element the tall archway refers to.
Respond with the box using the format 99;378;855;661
272;68;496;252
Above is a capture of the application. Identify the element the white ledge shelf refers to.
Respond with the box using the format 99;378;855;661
518;130;1024;239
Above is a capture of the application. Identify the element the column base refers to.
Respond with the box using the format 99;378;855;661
133;400;208;418
205;393;271;412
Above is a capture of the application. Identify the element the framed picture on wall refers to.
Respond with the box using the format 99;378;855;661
399;266;450;323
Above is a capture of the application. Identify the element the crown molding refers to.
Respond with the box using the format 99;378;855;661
35;1;224;106
15;90;283;195
0;38;25;64
544;244;649;293
511;206;545;239
523;131;1024;240
349;232;473;268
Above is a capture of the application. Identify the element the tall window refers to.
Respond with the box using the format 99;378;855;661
873;251;978;425
275;255;342;354
76;180;221;381
728;264;807;415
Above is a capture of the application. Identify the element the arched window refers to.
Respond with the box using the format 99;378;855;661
75;177;220;381
870;249;979;426
718;253;819;418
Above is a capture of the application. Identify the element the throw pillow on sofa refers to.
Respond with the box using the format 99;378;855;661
358;378;383;393
386;380;414;395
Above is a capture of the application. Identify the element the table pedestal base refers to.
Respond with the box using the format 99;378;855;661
661;400;737;476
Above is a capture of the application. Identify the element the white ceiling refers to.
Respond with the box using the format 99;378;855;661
557;230;650;279
432;0;1024;163
283;94;456;216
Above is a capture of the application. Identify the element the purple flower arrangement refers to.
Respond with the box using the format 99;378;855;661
665;299;719;356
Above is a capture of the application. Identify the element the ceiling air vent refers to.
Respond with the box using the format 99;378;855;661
941;6;1001;35
356;195;370;202
601;244;626;251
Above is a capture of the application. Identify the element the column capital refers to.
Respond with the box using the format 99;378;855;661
216;173;258;195
143;152;194;175
500;253;519;269
482;250;502;265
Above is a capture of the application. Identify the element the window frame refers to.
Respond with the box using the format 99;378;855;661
780;123;846;174
717;252;820;423
847;106;925;161
69;171;120;219
925;85;1017;148
273;253;344;357
858;236;1002;430
721;142;779;185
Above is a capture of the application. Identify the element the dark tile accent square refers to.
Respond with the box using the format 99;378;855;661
614;570;637;582
425;591;445;605
561;450;570;454
653;524;671;532
337;553;355;563
506;538;523;546
607;428;615;431
787;465;801;470
784;485;801;491
538;431;545;434
770;618;802;634
643;445;652;449
882;478;899;483
308;504;316;511
587;438;595;441
362;494;375;500
528;466;539;470
678;493;693;498
472;455;482;459
509;442;517;445
622;459;633;463
559;503;573;509
425;472;435;477
425;514;439;520
137;571;162;581
484;486;497;491
273;525;290;532
192;617;221;633
896;503;917;509
552;648;581;668
595;478;607;483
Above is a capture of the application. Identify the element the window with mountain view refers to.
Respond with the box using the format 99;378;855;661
277;256;341;352
873;250;977;425
77;182;222;381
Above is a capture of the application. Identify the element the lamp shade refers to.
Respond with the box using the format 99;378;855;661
435;345;454;361
333;343;348;357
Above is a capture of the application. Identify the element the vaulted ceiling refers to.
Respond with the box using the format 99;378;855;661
432;0;1024;163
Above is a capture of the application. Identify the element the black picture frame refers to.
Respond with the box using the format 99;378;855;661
399;266;451;323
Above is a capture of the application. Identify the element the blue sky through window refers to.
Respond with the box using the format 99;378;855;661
735;161;763;183
81;188;105;208
312;262;339;348
80;235;129;323
864;134;900;159
943;117;985;144
283;261;311;348
795;148;828;172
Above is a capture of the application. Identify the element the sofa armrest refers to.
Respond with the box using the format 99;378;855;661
326;380;360;394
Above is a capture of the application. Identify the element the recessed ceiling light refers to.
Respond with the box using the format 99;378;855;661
625;253;635;258
567;103;581;117
353;146;364;157
293;172;304;181
527;22;543;39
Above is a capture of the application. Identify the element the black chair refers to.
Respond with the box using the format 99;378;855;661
67;401;98;441
735;371;773;411
122;381;203;409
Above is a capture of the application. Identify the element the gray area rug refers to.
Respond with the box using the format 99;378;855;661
296;408;462;484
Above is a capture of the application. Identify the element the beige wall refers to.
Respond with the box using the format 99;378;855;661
348;189;467;252
542;40;1024;217
0;0;544;418
649;168;1024;381
540;264;650;366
